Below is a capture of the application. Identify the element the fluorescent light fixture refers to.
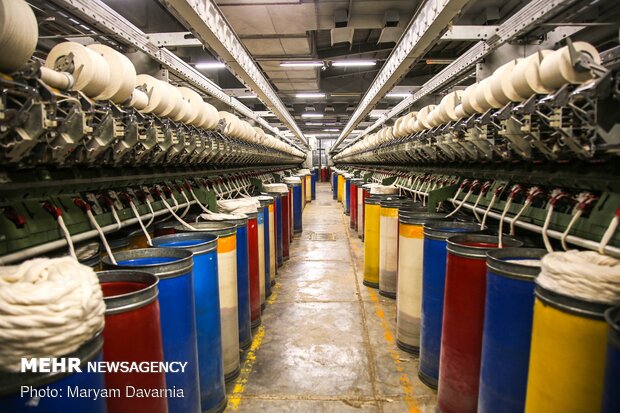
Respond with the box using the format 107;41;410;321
238;94;257;99
302;113;324;118
323;128;339;132
280;61;323;67
352;129;365;133
195;62;226;69
370;113;384;118
296;92;325;98
386;93;412;98
332;60;376;67
425;59;454;65
305;122;324;126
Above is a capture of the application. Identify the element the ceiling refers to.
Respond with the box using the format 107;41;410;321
31;0;620;146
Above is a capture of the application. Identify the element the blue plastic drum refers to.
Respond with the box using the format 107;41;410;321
150;233;227;413
345;176;351;215
258;196;273;297
478;248;545;413
292;183;303;233
103;248;199;413
332;172;338;200
0;335;106;413
221;215;252;351
603;306;620;413
311;169;317;200
418;222;483;389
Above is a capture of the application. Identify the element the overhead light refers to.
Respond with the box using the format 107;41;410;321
425;59;454;65
195;62;226;69
323;128;339;132
370;113;384;118
352;129;364;133
305;122;323;126
296;92;325;98
386;93;412;98
280;61;323;67
332;60;376;67
302;113;324;118
238;94;257;99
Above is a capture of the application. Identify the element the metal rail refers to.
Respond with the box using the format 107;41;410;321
162;0;308;147
334;0;470;149
332;0;582;152
47;0;302;148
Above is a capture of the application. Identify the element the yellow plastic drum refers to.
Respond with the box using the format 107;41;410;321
305;174;312;203
525;286;609;413
363;196;382;288
338;174;345;203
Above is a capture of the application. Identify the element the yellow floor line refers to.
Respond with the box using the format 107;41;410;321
367;289;421;413
228;281;281;410
348;222;421;413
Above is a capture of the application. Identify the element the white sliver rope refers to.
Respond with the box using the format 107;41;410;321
179;190;191;218
446;189;472;218
56;214;76;260
471;191;485;222
451;186;463;208
129;200;152;246
0;257;105;372
189;187;213;214
599;213;619;255
110;205;122;230
498;198;513;248
542;204;556;253
85;209;116;265
144;197;155;228
510;200;531;236
160;197;196;231
480;193;498;230
561;209;583;251
538;251;620;304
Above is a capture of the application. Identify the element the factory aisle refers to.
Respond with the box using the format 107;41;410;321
226;182;437;413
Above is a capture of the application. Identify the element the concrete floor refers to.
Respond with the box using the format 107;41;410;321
225;182;437;413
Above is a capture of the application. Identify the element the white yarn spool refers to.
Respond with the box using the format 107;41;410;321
135;74;168;115
178;87;206;126
45;42;110;98
201;102;219;130
489;60;521;105
511;50;553;100
403;112;418;135
540;42;601;90
40;66;74;90
417;105;436;130
160;82;185;120
87;44;136;103
474;77;501;111
538;251;620;304
127;88;148;110
219;111;239;136
461;84;478;115
393;117;405;138
0;257;105;372
0;0;38;73
444;90;463;121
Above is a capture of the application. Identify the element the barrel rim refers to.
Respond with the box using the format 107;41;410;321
486;247;546;280
150;232;218;254
0;333;103;396
102;247;193;279
97;270;159;314
535;285;610;320
175;221;237;236
423;222;485;240
605;306;620;336
446;234;522;258
399;212;450;225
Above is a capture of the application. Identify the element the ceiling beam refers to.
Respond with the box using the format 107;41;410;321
162;0;308;147
332;0;472;151
440;25;499;41
335;0;586;152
